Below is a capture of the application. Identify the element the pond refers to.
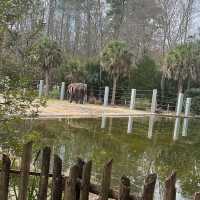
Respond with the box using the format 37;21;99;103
0;116;200;199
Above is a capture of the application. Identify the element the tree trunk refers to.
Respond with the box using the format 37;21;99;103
177;78;183;94
97;0;103;51
59;11;65;46
111;77;117;105
86;0;92;57
45;70;50;96
187;77;191;91
47;0;56;39
73;5;81;56
161;73;165;99
64;13;71;51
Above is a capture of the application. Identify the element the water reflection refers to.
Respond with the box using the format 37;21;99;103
1;116;199;200
173;117;181;141
101;115;190;142
148;115;155;139
59;144;65;161
127;116;134;134
101;114;107;129
182;118;189;137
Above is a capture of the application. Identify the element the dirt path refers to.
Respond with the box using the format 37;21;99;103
38;100;152;118
38;100;195;119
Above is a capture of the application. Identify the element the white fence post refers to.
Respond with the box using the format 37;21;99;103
151;89;157;113
103;86;109;106
182;98;192;136
39;80;44;98
130;89;136;110
176;93;184;116
60;82;65;100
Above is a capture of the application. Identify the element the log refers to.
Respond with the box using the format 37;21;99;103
38;147;51;200
164;172;176;200
52;155;62;200
80;161;92;200
99;159;113;200
64;164;80;200
142;173;157;200
0;155;11;200
18;142;32;200
194;192;200;200
119;176;131;200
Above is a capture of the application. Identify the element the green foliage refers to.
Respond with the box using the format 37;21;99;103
186;88;200;114
49;86;60;99
164;41;200;92
101;40;132;78
0;76;46;125
32;37;63;72
0;0;31;25
59;57;85;83
131;55;160;89
101;41;133;104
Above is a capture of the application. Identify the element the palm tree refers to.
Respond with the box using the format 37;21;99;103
101;41;133;105
164;42;200;94
35;37;62;96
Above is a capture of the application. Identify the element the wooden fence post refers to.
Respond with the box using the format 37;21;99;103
194;192;200;200
38;147;51;200
119;176;130;200
64;164;80;200
164;172;176;200
76;158;85;200
0;155;11;200
80;161;92;200
18;142;32;200
142;173;157;200
99;160;113;200
52;155;62;200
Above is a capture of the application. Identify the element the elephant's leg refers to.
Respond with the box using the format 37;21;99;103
69;94;73;103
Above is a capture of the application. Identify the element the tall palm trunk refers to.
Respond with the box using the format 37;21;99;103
161;73;165;99
45;70;50;96
178;78;183;94
59;11;65;46
111;76;117;105
73;6;81;56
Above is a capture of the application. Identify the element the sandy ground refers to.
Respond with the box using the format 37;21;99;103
38;99;153;118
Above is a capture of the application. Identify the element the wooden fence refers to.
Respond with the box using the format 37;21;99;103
0;142;199;200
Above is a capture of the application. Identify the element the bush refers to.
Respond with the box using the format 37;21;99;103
190;96;200;115
185;88;200;115
49;86;60;99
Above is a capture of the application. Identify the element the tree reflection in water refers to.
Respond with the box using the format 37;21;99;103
0;116;200;199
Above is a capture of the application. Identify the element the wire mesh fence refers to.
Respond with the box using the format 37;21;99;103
20;80;199;115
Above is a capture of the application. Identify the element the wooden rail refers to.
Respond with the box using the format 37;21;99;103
0;143;199;200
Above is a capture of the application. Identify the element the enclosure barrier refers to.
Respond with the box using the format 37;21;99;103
182;98;192;137
38;80;44;98
104;86;109;106
36;79;194;115
0;142;200;200
130;89;136;110
151;89;157;113
60;82;66;100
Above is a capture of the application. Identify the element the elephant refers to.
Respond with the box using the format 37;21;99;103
67;83;87;104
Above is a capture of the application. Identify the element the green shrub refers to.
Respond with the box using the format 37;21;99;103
49;86;60;99
185;88;200;115
190;96;200;115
